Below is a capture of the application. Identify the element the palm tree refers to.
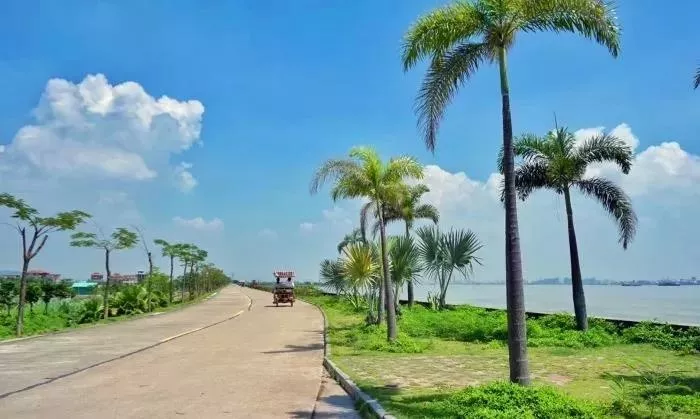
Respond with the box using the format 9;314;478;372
383;184;438;308
388;235;421;314
320;259;346;295
402;0;620;385
341;242;380;324
415;226;483;309
154;239;178;304
505;127;637;331
694;66;700;90
311;146;424;341
337;228;366;254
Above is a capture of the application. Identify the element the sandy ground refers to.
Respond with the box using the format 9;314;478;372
0;285;359;418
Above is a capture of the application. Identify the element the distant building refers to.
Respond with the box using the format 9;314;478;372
90;272;104;282
110;273;138;285
71;281;97;296
26;270;61;283
136;271;146;283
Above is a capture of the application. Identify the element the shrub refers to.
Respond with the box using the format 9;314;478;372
396;382;601;418
622;322;700;353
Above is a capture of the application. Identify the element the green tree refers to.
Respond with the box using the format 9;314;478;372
25;281;42;314
311;146;424;341
506;127;637;331
380;184;438;308
54;281;74;299
70;227;138;319
401;0;620;384
40;281;56;314
0;193;90;336
0;281;18;315
154;239;179;304
415;226;483;309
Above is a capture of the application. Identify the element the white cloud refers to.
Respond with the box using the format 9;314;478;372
322;206;353;226
174;162;198;192
258;228;278;239
0;145;5;153
299;222;315;233
173;216;224;231
1;73;204;181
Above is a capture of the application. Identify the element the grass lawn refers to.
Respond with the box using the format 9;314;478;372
306;294;700;418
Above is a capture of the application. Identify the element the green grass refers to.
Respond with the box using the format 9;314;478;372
304;294;700;418
0;290;220;341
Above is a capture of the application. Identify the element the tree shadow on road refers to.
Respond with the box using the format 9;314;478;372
287;395;359;418
261;343;324;354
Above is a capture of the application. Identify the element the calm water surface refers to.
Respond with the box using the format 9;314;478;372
401;283;699;326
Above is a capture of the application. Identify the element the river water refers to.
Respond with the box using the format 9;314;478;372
398;283;699;326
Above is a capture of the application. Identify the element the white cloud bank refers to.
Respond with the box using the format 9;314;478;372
173;216;224;231
0;74;204;189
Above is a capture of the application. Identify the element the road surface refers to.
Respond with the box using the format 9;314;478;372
0;286;359;418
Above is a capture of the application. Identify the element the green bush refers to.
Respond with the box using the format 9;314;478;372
392;381;601;418
623;322;700;353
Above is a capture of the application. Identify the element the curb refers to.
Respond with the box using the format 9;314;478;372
306;298;396;419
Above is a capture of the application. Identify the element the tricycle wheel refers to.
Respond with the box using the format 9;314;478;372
275;302;279;307
290;301;294;307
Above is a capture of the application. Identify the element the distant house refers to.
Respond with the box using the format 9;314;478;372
26;270;61;282
90;272;104;282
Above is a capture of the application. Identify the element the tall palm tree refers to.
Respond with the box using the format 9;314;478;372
383;184;439;307
402;0;620;385
415;226;483;309
311;146;424;341
505;127;637;331
388;235;422;314
337;227;366;254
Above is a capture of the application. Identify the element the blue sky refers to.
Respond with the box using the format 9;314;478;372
0;0;699;283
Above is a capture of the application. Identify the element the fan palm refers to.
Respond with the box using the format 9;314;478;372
319;258;346;295
402;0;620;385
503;126;637;331
341;242;381;323
416;226;483;309
311;146;424;341
388;235;422;314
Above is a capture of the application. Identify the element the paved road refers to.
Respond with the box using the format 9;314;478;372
0;286;359;418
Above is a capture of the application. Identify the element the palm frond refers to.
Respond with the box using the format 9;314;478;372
384;156;425;183
575;177;637;249
413;204;440;225
359;201;375;241
573;133;633;173
416;42;489;152
521;0;621;57
309;159;360;195
401;2;485;70
694;65;700;90
442;228;483;279
503;160;553;202
320;259;346;294
341;243;380;291
498;133;553;173
388;235;421;287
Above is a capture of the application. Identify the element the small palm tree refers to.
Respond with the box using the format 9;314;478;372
337;228;366;254
402;0;620;385
415;226;483;309
382;184;438;308
311;146;424;341
388;235;422;314
319;259;346;295
341;242;381;324
505;127;637;331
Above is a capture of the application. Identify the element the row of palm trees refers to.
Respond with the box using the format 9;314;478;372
312;0;645;386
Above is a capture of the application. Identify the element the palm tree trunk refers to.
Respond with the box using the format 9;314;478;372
15;257;30;336
103;249;111;319
378;206;397;341
498;45;530;385
169;255;174;304
564;188;588;331
405;222;415;308
376;271;384;325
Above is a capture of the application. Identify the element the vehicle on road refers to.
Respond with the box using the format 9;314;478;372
272;271;295;307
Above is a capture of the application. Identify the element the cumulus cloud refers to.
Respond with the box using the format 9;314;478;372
322;206;354;226
299;222;315;233
173;216;224;231
174;162;198;192
0;73;204;182
258;228;278;239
